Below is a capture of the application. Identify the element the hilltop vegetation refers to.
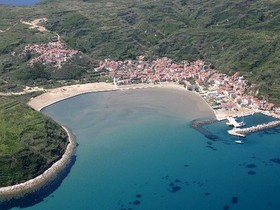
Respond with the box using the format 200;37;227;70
0;0;279;187
0;0;279;102
0;97;68;187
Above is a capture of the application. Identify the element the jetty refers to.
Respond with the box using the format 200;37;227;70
228;120;280;137
226;117;242;127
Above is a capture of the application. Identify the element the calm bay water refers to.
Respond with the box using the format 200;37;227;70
0;0;41;6
4;88;280;209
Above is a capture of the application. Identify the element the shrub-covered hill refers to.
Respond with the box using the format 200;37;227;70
0;97;68;187
0;0;280;102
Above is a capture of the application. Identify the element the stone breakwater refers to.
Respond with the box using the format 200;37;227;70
0;126;76;201
228;120;280;137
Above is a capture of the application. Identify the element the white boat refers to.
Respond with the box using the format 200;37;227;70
235;140;244;144
239;120;246;127
239;115;246;127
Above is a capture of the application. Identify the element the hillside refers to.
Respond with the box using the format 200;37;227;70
0;0;279;187
0;97;68;187
0;0;279;102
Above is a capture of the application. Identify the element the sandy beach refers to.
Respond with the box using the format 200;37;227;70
27;82;216;116
0;82;216;200
28;82;117;111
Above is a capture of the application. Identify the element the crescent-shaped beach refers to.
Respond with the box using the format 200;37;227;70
0;82;216;200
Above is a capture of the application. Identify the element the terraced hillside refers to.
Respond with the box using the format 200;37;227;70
0;0;279;187
0;0;279;102
0;97;68;187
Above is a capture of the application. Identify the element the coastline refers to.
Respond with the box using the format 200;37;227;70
27;82;216;115
0;82;215;201
0;126;76;201
28;82;117;111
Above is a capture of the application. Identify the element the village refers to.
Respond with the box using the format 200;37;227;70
21;36;280;123
95;56;280;118
24;41;79;68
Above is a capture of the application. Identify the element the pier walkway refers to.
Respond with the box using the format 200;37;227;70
228;120;280;137
226;117;241;127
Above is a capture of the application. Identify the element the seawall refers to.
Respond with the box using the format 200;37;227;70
0;126;76;201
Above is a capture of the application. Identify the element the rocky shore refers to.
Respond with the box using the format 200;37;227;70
0;126;76;201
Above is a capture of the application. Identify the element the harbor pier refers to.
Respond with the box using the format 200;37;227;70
228;120;280;137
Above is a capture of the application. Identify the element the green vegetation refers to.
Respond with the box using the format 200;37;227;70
0;97;68;187
0;0;280;186
0;0;280;102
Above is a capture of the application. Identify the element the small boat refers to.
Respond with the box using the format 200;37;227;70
235;140;244;144
238;115;246;127
239;121;246;127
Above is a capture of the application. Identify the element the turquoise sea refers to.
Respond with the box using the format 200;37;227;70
2;88;280;210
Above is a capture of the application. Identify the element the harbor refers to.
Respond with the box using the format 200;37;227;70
228;120;280;137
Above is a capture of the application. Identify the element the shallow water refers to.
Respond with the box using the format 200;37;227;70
4;88;280;209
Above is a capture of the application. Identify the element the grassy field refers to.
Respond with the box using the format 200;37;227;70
0;97;68;187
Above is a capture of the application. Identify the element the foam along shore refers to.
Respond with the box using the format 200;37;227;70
0;126;76;201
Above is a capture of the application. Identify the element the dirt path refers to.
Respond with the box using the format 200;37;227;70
20;18;60;41
20;18;49;32
0;23;18;33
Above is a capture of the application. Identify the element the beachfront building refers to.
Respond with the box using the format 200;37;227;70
93;57;280;117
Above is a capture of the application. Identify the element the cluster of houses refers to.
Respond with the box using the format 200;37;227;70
95;57;212;84
24;41;79;68
95;56;280;115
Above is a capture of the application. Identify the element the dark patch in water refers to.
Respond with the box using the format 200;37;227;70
246;164;257;168
223;205;230;210
133;200;140;205
136;194;142;198
248;171;256;175
169;182;174;187
251;156;256;159
175;178;180;183
184;164;189;167
205;134;218;141
231;196;238;204
197;182;204;187
270;158;280;164
190;119;218;141
0;155;77;210
170;186;182;193
207;141;213;145
165;175;169;179
205;192;210;196
206;145;217;151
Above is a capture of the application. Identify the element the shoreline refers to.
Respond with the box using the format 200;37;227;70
0;126;76;201
28;82;216;114
2;81;271;201
0;82;215;201
28;82;118;111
